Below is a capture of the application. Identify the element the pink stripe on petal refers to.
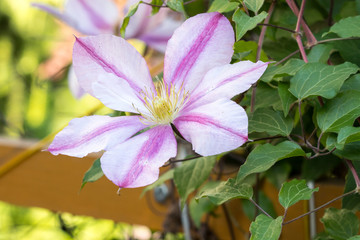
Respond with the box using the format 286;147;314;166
31;3;74;26
175;115;247;141
72;35;154;98
78;0;113;30
186;61;269;110
75;37;141;93
169;14;220;84
174;99;248;156
68;65;86;99
164;12;234;93
64;0;119;35
101;125;177;188
48;115;146;157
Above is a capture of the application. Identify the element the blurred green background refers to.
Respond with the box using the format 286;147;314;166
0;0;112;140
0;1;177;239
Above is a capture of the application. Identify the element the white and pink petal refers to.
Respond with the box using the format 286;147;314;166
31;3;72;24
32;0;119;35
64;0;119;35
72;35;154;106
100;125;177;188
125;0;182;53
187;61;269;109
164;12;234;93
68;65;86;99
48;115;146;157
174;99;248;156
92;75;149;114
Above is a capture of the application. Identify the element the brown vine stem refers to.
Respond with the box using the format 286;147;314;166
345;159;360;189
251;0;276;113
309;147;336;159
257;23;297;34
250;86;257;113
242;2;250;15
142;0;196;8
313;37;360;46
294;0;309;62
285;0;317;46
274;49;300;66
283;189;357;225
256;0;276;61
222;204;236;240
251;135;285;142
317;131;324;150
250;199;273;219
162;155;201;167
298;100;307;145
307;127;317;143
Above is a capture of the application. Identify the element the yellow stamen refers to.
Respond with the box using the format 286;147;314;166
138;79;188;125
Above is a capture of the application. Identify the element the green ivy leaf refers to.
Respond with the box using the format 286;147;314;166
326;133;345;150
278;82;297;117
314;231;332;240
308;44;334;63
244;0;264;14
247;82;282;111
233;40;269;62
317;90;360;133
289;62;359;100
150;0;162;14
265;162;291;189
237;141;306;182
348;236;360;240
189;197;216;227
302;154;342;181
334;40;360;66
248;108;293;136
278;179;319;209
250;215;283;240
81;158;104;190
120;1;142;38
196;178;253;205
323;16;360;38
260;59;305;82
208;0;238;13
341;74;360;92
337;126;360;145
166;0;187;16
174;156;216;208
263;37;298;61
141;169;174;197
232;9;267;41
321;208;359;240
334;142;360;161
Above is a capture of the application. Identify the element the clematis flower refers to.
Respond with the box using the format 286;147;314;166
48;12;268;189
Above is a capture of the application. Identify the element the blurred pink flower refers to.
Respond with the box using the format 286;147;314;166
32;0;119;35
32;0;182;98
48;12;268;189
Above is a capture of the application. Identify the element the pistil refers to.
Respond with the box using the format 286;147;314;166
138;80;188;125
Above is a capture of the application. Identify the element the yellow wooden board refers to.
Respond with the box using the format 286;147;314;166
0;137;346;240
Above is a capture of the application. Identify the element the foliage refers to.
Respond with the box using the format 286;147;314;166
3;0;360;238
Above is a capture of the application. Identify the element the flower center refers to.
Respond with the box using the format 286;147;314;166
138;80;188;125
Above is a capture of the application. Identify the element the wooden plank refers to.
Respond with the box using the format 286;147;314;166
0;140;168;230
0;138;346;239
